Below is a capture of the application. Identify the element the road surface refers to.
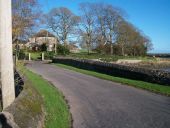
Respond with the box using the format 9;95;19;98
27;61;170;128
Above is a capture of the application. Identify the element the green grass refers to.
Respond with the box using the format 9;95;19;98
55;63;170;96
27;52;57;60
19;63;71;128
29;52;41;60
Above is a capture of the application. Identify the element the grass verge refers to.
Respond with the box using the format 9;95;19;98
5;80;44;128
18;62;71;128
54;63;170;96
29;52;41;60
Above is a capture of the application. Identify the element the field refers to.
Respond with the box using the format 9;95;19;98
58;52;155;62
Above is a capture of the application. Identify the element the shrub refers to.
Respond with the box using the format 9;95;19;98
13;49;26;60
40;43;47;52
44;51;56;59
57;44;70;55
18;50;26;60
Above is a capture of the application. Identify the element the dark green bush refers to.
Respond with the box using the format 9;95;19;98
44;51;56;59
57;44;70;55
40;43;47;52
18;50;26;59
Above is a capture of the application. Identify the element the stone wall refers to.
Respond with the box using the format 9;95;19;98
53;58;170;86
0;72;44;128
0;83;44;128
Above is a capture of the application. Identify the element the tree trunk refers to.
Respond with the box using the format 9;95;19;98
87;44;90;55
110;43;113;55
64;40;67;46
87;48;90;55
63;33;67;46
133;49;135;56
121;43;125;56
86;40;90;55
109;33;113;55
15;40;19;64
54;38;57;54
0;0;15;109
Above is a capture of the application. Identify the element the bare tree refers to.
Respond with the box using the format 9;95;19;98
12;0;40;41
79;3;96;54
46;7;80;46
117;21;152;56
104;5;124;55
93;3;107;46
116;21;130;56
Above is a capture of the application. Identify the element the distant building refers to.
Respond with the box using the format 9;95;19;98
12;39;27;50
68;43;79;53
26;30;59;51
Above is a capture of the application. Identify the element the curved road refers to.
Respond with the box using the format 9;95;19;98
27;61;170;128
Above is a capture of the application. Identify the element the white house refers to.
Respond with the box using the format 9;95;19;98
27;30;59;51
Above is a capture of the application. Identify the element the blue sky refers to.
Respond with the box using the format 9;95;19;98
38;0;170;53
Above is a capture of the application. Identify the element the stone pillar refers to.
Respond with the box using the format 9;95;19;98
29;53;31;61
0;0;15;109
54;38;57;54
42;53;44;61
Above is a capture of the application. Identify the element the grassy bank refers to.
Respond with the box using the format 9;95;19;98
54;63;170;96
18;62;71;128
5;80;44;128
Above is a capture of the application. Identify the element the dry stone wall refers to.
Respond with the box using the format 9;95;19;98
53;58;170;86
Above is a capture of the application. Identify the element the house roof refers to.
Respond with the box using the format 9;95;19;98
69;43;79;50
33;30;56;37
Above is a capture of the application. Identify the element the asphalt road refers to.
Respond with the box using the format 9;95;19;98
27;61;170;128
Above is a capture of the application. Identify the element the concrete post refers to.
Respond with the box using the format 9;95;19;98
29;53;31;61
0;0;15;108
42;53;44;61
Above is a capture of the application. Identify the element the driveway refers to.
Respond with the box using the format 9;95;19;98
27;61;170;128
